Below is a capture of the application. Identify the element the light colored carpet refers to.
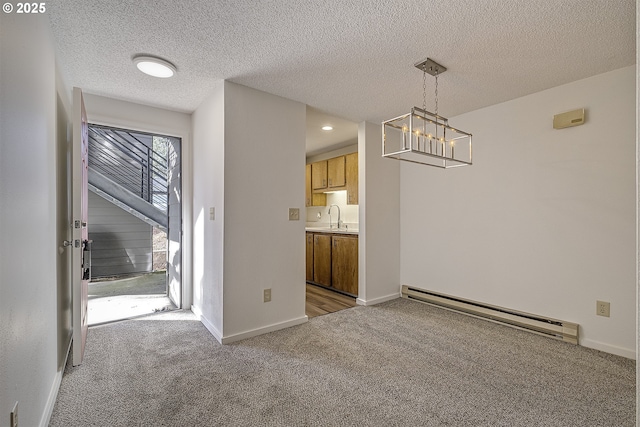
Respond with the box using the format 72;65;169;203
49;298;635;426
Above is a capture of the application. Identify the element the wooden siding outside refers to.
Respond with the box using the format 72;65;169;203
88;191;152;277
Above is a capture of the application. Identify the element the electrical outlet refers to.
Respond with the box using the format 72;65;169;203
288;208;299;221
209;207;215;221
263;288;271;303
596;301;610;317
11;401;18;427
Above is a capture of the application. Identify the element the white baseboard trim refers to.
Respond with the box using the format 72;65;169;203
581;338;636;360
356;292;400;306
40;369;63;427
40;338;72;427
221;316;308;344
191;304;223;344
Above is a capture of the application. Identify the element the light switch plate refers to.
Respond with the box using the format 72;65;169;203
209;207;215;221
289;208;300;221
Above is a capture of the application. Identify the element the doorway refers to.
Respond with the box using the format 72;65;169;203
85;125;182;325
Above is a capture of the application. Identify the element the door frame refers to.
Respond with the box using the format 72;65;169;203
78;95;192;309
89;119;186;309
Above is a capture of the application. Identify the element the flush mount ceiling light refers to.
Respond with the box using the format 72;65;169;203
382;58;472;168
133;55;177;78
321;125;334;131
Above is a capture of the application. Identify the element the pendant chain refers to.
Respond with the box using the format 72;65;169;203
422;66;427;112
422;64;439;116
434;69;439;117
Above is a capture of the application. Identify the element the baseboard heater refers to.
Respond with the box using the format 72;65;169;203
401;285;579;345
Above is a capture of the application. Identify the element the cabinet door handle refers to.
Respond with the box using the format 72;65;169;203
328;178;332;186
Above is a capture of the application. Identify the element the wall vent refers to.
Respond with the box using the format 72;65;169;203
401;286;579;345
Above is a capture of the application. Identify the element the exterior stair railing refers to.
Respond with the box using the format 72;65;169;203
88;125;168;212
87;125;169;231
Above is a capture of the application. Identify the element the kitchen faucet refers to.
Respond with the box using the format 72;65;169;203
328;204;341;229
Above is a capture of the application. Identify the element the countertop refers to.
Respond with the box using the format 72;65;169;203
305;226;359;235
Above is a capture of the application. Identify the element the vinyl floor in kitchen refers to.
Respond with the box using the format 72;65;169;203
305;283;356;318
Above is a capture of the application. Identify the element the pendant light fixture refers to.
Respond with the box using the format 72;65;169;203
382;58;472;168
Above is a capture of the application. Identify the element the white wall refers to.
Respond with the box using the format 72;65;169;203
357;121;401;305
401;66;636;358
192;81;307;342
223;82;307;339
191;81;225;337
82;94;193;307
84;94;193;136
0;12;62;427
55;61;73;377
306;142;357;163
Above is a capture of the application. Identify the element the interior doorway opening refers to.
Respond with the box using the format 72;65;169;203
85;125;182;325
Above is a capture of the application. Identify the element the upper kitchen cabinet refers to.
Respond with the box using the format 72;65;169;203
306;164;326;207
345;152;358;205
307;153;358;205
327;156;345;188
311;160;328;190
312;156;345;190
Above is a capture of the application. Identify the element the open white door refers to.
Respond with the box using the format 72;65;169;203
72;87;90;366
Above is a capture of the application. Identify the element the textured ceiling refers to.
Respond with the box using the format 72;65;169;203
305;107;359;156
48;0;635;149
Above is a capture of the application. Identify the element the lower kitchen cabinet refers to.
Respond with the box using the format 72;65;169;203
306;233;314;282
313;234;332;287
306;232;358;297
331;235;358;295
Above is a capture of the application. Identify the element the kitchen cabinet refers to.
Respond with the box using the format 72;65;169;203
345;152;358;205
313;234;332;287
327;156;346;188
331;235;358;295
311;161;327;190
306;231;358;297
305;232;314;281
306;153;357;205
305;164;326;207
306;152;358;206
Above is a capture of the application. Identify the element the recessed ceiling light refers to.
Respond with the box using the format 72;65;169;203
133;55;177;78
321;125;333;131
